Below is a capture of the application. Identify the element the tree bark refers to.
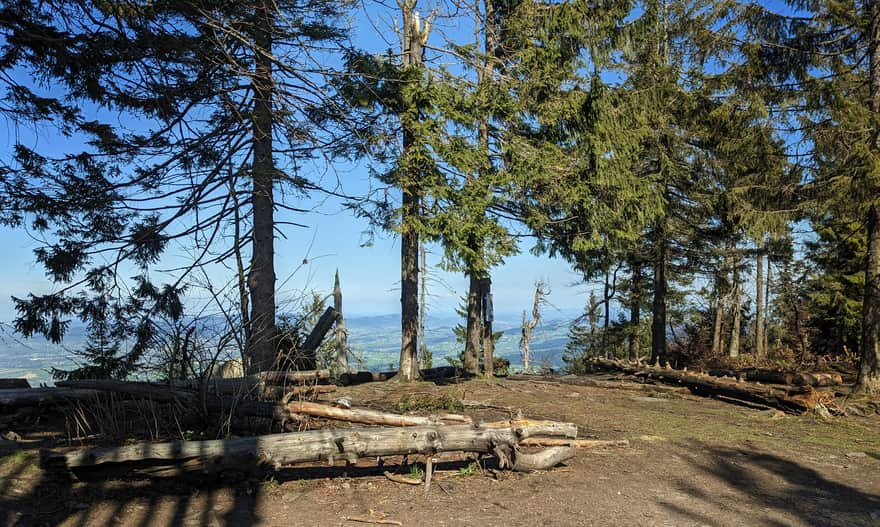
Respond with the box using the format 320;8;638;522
397;2;426;382
248;0;277;374
856;204;880;394
628;261;641;361
481;276;494;377
334;270;349;374
756;245;765;359
418;241;429;368
764;255;771;354
285;401;470;426
464;272;482;375
729;256;741;358
51;421;578;473
651;236;668;366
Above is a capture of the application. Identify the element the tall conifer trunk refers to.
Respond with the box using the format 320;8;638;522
756;245;765;358
464;271;481;374
651;235;668;366
481;277;494;376
248;1;277;373
854;0;880;394
729;256;741;358
856;205;880;393
628;261;642;360
396;2;425;381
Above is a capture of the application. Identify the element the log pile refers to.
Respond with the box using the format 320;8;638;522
589;359;836;414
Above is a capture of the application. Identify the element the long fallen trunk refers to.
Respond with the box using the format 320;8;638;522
0;388;101;407
590;359;832;413
338;366;463;386
49;420;578;474
286;401;472;426
0;379;30;389
706;368;843;387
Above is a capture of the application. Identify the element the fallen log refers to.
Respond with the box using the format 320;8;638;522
706;368;843;387
285;401;472;426
511;446;575;472
338;366;464;386
590;359;832;413
519;438;630;449
0;379;30;389
258;370;332;385
507;374;690;395
0;388;101;407
55;380;197;404
48;421;578;474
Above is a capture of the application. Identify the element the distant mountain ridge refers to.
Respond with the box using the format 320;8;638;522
0;311;580;385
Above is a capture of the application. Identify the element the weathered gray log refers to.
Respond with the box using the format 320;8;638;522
49;421;578;473
0;388;100;407
285;401;471;426
0;379;30;389
512;446;576;472
590;359;832;413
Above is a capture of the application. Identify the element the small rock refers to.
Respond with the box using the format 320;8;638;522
845;451;868;459
869;510;880;520
566;392;580;398
2;431;21;441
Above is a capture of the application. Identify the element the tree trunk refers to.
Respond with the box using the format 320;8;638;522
764;255;771;354
418;241;429;368
481;276;494;377
334;270;349;374
248;0;277;374
51;421;578;473
521;310;531;371
628;261;641;361
285;401;470;426
756;245;765;359
591;359;833;414
651;237;668;366
856;204;880;394
464;271;482;375
729;256;741;359
396;2;426;382
603;268;611;359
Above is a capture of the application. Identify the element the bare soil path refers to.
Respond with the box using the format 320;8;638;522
2;376;879;526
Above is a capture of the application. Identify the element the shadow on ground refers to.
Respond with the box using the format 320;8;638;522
657;444;880;527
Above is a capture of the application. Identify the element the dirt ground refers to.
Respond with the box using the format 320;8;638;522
1;375;879;527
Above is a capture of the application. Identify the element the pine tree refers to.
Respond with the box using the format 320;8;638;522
741;0;880;392
1;0;353;375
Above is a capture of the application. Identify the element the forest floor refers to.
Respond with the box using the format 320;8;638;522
1;374;879;527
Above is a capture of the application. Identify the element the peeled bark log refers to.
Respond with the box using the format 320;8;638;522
512;446;575;472
49;421;578;473
591;359;832;413
286;401;471;426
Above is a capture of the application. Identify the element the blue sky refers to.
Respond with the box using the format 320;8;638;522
0;1;597;328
